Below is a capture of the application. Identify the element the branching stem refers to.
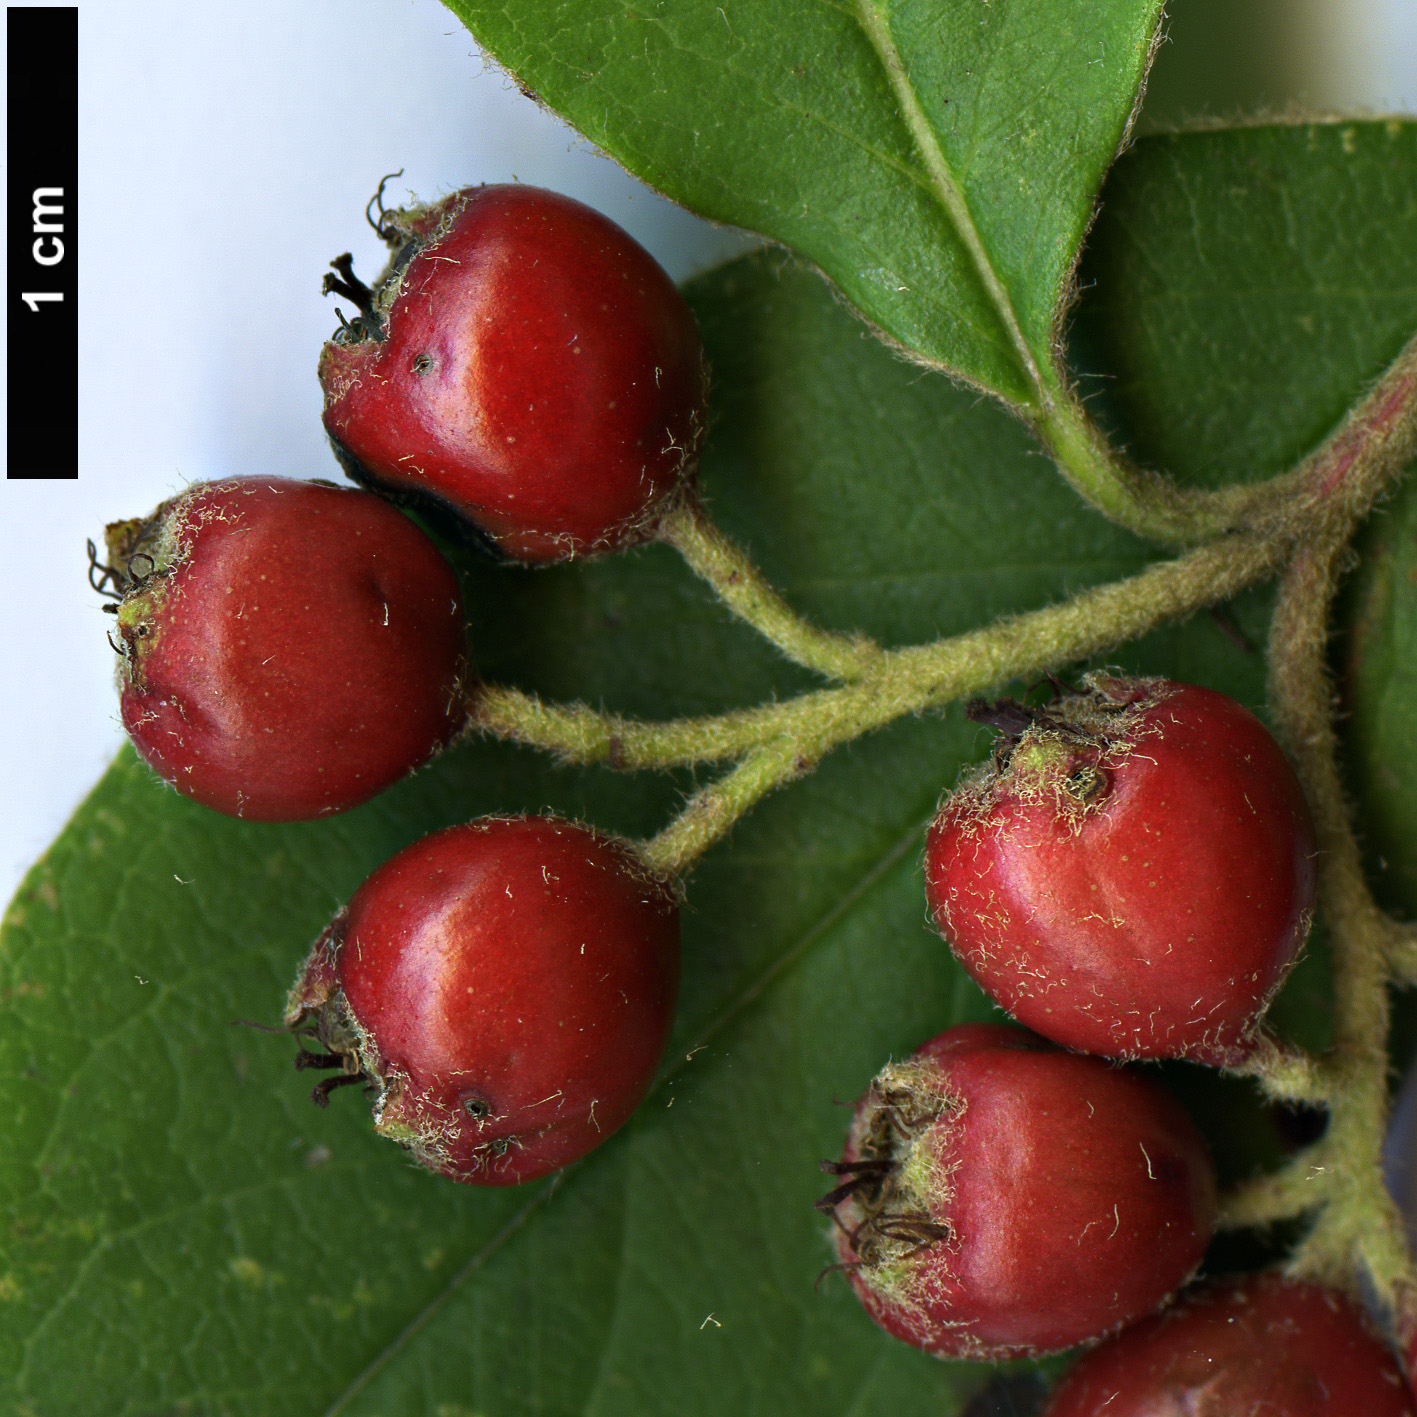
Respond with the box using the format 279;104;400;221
1219;337;1417;1298
470;330;1417;1304
478;525;1285;879
1263;521;1417;1306
474;335;1417;886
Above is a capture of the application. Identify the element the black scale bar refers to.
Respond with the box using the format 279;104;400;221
8;6;78;478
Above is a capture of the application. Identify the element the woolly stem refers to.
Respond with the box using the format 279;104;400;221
1263;522;1415;1306
1218;1147;1331;1231
1031;331;1417;548
1230;1036;1333;1107
477;527;1282;788
1034;381;1250;545
474;335;1417;894
1388;920;1417;983
656;498;882;681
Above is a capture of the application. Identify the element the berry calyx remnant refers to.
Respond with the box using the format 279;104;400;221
1040;1272;1415;1416
283;815;681;1185
318;183;709;563
99;476;470;821
924;675;1317;1065
818;1024;1216;1360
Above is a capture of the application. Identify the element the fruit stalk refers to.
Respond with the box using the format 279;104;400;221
1263;523;1417;1305
657;498;883;681
476;336;1417;883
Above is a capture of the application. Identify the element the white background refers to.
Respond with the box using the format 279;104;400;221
1;0;752;905
2;0;1416;908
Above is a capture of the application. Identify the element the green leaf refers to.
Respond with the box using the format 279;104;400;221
1069;119;1417;489
1341;480;1417;919
444;0;1163;405
1065;116;1417;916
3;119;1414;1415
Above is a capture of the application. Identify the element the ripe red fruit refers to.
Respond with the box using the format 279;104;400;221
100;477;470;821
284;815;681;1185
1041;1272;1415;1416
318;183;708;563
923;675;1316;1066
818;1023;1216;1360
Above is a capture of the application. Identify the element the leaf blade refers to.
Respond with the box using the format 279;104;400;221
446;0;1163;401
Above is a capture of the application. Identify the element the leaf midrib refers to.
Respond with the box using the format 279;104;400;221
852;0;1045;403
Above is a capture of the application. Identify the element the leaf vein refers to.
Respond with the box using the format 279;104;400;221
850;0;1045;405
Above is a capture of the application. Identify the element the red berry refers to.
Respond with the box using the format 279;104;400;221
283;815;681;1185
818;1024;1216;1360
923;675;1316;1066
318;184;708;563
1041;1272;1415;1416
102;476;469;821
